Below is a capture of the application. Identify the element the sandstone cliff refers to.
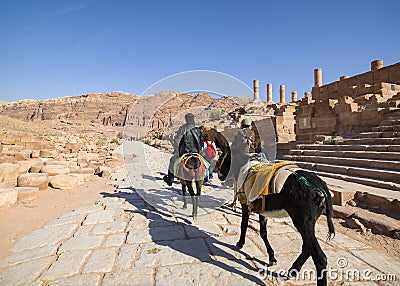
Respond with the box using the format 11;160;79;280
0;92;137;127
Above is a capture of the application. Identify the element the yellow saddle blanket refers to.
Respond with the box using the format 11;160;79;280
238;161;296;205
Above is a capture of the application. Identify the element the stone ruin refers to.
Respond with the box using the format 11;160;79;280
246;59;400;192
0;130;123;208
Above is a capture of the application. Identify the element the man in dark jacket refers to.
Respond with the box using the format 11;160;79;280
163;113;204;185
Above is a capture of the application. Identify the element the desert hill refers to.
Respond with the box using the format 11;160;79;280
0;91;252;138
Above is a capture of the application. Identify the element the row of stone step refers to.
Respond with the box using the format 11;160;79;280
285;116;400;191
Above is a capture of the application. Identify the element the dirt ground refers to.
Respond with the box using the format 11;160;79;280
0;176;115;261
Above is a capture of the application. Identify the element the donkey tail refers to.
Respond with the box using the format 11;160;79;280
324;187;335;241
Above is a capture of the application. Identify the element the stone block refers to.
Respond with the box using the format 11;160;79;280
44;160;69;166
331;189;356;206
23;141;46;150
0;143;3;153
83;248;117;274
39;149;58;158
17;173;49;190
0;156;18;164
0;188;18;207
0;163;19;183
50;174;80;190
31;149;40;158
59;235;103;252
0;256;53;285
16;186;39;201
79;167;95;174
17;159;40;174
29;162;43;173
64;142;80;153
41;164;71;176
41;250;91;280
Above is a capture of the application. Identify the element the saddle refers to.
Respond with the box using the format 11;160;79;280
237;160;298;213
173;153;210;181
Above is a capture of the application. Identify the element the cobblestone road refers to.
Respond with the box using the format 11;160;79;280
1;142;399;285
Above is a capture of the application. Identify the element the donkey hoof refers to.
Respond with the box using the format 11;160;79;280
287;268;299;278
236;241;244;249
268;259;277;266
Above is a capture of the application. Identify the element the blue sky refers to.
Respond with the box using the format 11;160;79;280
0;0;399;102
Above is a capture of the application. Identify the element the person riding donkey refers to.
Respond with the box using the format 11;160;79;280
227;117;269;209
163;113;208;218
163;113;205;185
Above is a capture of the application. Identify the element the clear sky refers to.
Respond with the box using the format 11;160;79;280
1;0;399;102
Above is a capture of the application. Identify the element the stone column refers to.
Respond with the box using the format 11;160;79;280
314;68;322;87
371;60;383;70
266;83;273;103
304;92;311;98
291;91;297;102
279;85;285;103
253;80;259;101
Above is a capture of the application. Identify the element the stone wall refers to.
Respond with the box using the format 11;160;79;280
312;62;400;101
297;60;400;142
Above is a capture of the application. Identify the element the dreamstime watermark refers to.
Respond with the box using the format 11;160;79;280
257;257;397;283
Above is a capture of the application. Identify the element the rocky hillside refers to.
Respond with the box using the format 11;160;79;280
0;92;137;127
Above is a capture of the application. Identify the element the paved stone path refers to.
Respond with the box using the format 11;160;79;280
1;141;400;285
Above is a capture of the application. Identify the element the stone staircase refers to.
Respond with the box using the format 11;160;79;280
283;117;400;191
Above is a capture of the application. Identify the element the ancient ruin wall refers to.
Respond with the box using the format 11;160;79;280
312;61;400;101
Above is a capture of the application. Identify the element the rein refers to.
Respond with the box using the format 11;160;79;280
289;169;329;198
219;151;229;170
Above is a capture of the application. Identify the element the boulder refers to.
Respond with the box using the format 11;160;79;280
95;166;112;178
0;163;19;183
17;173;49;190
41;165;71;176
50;174;80;190
0;188;18;208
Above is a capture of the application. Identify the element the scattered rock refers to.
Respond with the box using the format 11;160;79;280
347;199;357;207
95;166;111;178
347;218;367;234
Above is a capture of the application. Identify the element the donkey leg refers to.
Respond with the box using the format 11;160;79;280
290;220;327;286
259;214;277;266
187;182;197;218
308;235;327;286
182;183;187;209
236;204;249;249
288;243;311;277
